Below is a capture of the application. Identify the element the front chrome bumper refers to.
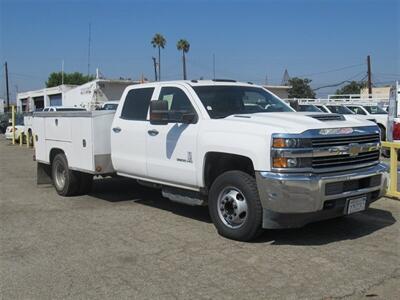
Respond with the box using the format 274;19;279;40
255;163;388;228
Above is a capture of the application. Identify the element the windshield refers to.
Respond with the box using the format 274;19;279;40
315;105;329;113
326;105;354;115
192;85;293;118
363;106;387;115
297;105;322;112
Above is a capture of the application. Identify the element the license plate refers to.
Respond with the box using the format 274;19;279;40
346;196;367;214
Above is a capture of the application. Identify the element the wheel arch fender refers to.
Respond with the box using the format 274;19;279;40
49;148;66;165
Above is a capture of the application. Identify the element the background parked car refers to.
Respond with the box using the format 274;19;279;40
5;125;25;141
295;104;322;112
99;101;119;110
346;104;388;140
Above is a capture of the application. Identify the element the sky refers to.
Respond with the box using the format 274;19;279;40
0;0;399;101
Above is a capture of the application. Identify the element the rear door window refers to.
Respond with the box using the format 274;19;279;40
120;88;155;120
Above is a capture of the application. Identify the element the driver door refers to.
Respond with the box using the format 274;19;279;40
146;85;199;188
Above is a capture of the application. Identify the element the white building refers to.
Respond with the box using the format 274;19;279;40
263;85;291;99
360;86;391;99
17;85;77;112
17;79;141;112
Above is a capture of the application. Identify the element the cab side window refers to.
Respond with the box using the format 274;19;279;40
158;87;196;120
121;88;155;120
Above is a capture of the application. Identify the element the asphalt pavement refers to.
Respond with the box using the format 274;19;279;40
1;136;399;299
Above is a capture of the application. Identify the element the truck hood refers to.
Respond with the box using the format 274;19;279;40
225;112;375;134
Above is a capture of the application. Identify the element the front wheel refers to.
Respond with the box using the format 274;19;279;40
208;171;263;241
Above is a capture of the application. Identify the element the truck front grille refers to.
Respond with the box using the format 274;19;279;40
312;133;380;147
311;133;380;171
312;150;380;169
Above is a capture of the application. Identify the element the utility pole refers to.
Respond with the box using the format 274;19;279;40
152;57;158;81
367;55;372;95
61;60;64;85
5;62;10;112
87;23;91;77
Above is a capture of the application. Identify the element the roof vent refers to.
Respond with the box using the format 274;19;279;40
308;114;345;121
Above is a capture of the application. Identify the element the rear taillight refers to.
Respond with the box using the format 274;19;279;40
393;122;400;140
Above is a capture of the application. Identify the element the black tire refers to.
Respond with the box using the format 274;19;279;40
77;173;93;195
51;153;80;196
208;170;263;241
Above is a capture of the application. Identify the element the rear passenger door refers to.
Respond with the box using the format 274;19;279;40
111;86;155;177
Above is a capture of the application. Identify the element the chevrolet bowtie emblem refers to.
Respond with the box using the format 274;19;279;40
348;143;361;157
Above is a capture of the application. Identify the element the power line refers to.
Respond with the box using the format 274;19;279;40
374;72;400;77
296;63;365;77
312;71;366;91
9;72;43;79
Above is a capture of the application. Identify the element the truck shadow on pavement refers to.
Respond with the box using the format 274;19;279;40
254;208;396;245
90;177;212;224
90;177;396;245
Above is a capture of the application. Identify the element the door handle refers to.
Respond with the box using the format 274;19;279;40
112;127;122;133
147;129;159;136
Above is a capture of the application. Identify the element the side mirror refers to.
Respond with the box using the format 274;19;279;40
150;100;169;125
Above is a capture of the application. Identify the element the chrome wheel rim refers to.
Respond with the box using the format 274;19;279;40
217;187;248;229
54;161;66;190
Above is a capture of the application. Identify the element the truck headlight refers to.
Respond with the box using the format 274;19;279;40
272;138;311;148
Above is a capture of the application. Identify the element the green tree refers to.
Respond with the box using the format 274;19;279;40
151;33;166;81
336;81;366;95
288;77;316;99
176;39;190;80
46;72;94;87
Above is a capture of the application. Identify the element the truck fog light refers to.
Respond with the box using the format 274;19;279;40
273;157;288;168
272;138;286;148
287;158;298;168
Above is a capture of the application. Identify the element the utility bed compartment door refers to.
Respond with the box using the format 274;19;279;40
44;117;72;141
70;118;93;171
33;117;47;162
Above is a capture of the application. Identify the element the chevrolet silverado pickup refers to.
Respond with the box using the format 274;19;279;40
33;80;388;241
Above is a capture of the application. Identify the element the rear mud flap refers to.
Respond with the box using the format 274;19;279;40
37;162;52;185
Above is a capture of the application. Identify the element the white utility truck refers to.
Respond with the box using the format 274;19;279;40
33;80;388;241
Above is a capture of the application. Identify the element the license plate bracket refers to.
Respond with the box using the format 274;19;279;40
346;195;367;215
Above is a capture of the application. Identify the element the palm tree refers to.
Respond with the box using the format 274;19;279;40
176;39;190;80
151;33;166;81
